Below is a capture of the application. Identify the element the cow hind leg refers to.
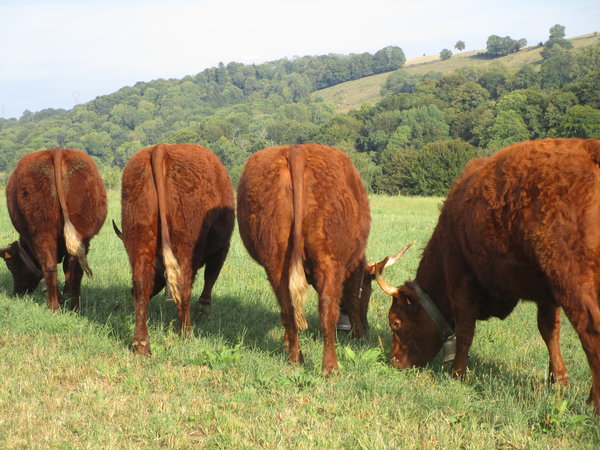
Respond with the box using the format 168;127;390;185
35;239;60;311
176;270;193;339
271;276;303;365
537;302;569;385
132;259;155;355
197;244;230;317
557;286;600;415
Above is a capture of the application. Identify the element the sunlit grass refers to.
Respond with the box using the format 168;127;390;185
0;191;597;447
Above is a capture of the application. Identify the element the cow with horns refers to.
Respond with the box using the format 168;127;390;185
1;148;107;310
374;138;600;414
237;144;404;375
117;143;234;354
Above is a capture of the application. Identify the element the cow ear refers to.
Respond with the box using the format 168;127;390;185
396;285;415;306
0;245;12;260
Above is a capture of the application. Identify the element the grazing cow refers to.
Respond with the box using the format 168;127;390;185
1;148;107;310
237;144;402;375
119;143;234;354
374;138;600;413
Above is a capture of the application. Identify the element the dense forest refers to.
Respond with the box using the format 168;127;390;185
0;25;598;195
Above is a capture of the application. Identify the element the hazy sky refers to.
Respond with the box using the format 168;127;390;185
0;0;598;119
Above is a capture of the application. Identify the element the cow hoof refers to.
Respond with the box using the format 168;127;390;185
289;349;304;364
322;366;340;377
194;299;212;318
133;340;151;355
550;374;570;386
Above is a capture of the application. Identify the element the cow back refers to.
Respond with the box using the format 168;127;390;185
6;148;106;241
237;144;370;278
121;143;234;264
440;138;600;304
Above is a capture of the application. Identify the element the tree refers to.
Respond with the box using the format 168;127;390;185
545;91;579;134
455;41;465;52
495;88;547;139
540;47;576;89
509;64;540;90
381;71;421;96
372;46;406;73
568;71;600;109
542;24;573;58
396;105;450;149
486;35;526;57
401;140;479;196
373;146;414;195
477;65;507;99
440;49;453;60
485;109;530;149
559;105;600;138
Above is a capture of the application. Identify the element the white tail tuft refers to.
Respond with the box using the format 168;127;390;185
64;220;92;277
289;258;308;330
163;246;182;305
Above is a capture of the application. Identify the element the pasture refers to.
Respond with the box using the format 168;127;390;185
0;191;598;447
314;32;600;113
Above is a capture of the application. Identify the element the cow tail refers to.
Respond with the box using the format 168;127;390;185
52;148;93;277
288;146;308;331
151;144;182;305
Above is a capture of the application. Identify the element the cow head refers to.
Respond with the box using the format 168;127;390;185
374;248;445;368
1;241;43;295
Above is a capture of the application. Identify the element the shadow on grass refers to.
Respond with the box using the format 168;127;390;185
75;284;283;351
423;352;594;416
0;268;386;364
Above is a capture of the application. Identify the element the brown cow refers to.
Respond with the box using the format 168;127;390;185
119;143;234;354
1;148;107;310
374;138;600;413
237;144;402;375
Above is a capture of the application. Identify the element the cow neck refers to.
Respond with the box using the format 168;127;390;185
408;279;454;340
17;240;43;278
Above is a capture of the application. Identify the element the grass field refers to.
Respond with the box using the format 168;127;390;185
313;32;600;113
0;191;598;447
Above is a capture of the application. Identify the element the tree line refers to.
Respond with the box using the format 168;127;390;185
0;26;598;196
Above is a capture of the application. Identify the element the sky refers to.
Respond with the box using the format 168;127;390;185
0;0;598;120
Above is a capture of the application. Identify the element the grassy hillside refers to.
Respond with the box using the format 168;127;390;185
0;191;598;447
314;32;600;113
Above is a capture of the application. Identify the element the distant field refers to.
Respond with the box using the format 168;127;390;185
314;32;600;113
0;191;598;447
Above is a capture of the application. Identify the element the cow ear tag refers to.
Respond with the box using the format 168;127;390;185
3;252;11;260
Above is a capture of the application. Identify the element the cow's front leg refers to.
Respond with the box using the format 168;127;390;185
451;313;476;380
537;302;568;385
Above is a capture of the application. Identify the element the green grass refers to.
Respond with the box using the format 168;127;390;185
0;191;598;447
313;32;600;113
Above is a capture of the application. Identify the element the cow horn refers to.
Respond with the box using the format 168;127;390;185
384;240;416;269
374;257;400;297
366;240;416;274
112;219;123;240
